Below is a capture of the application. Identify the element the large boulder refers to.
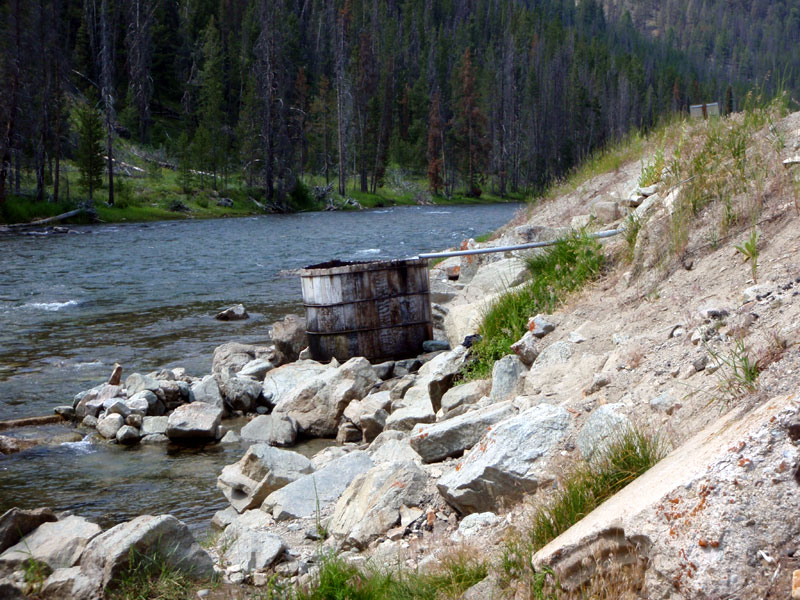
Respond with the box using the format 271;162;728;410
166;403;223;442
437;404;571;514
533;394;799;599
239;358;274;380
0;508;57;554
368;431;422;465
224;530;285;573
261;360;331;408
410;402;517;463
212;342;277;375
262;451;374;521
329;460;428;549
217;445;313;513
215;368;262;413
190;375;224;409
270;314;307;363
80;515;213;591
141;416;169;436
0;516;101;575
356;391;392;443
240;414;297;446
462;258;529;302
272;357;379;437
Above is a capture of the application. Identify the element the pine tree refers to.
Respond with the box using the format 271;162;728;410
725;84;734;114
76;98;104;206
309;75;335;185
195;16;224;189
426;91;444;195
453;48;489;198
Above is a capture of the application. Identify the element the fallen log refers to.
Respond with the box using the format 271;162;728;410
1;208;85;231
0;414;65;431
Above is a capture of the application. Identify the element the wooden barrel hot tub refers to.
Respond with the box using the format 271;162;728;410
300;258;433;362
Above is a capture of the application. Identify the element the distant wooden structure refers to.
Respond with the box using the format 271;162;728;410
690;102;720;119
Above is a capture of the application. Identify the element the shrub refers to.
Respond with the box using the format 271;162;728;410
463;234;605;379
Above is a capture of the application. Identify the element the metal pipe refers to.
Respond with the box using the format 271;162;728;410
415;227;623;260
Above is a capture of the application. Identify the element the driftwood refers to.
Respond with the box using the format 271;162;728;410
0;414;65;431
0;208;86;232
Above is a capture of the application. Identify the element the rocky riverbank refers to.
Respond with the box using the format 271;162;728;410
3;107;800;599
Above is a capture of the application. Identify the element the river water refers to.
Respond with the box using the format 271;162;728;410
0;204;520;531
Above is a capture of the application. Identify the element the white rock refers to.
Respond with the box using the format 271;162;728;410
576;403;631;460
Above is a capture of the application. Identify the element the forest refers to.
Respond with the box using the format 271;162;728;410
0;0;797;214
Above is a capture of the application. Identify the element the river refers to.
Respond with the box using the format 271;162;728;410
0;204;520;531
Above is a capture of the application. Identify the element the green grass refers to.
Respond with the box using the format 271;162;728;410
108;549;196;600
296;551;487;600
462;233;605;379
499;427;666;593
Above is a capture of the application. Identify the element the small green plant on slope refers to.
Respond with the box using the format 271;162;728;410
638;146;665;187
295;550;486;600
706;338;760;402
734;229;759;283
463;234;605;379
623;213;643;263
499;427;666;594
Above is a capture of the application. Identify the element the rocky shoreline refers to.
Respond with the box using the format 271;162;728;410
4;108;800;599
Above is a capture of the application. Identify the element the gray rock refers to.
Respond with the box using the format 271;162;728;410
125;373;160;395
215;304;249;321
166;403;223;442
80;515;213;590
490;355;527;401
0;516;101;574
0;508;57;554
220;430;241;444
81;415;98;428
410;402;517;463
54;405;75;419
576;403;631;460
385;384;435;432
239;358;274;380
224;530;285;572
261;360;331;408
393;358;422;377
190;375;224;409
105;399;131;419
212;342;277;375
262;451;374;521
591;200;620;223
742;284;771;303
329;461;428;549
217;197;234;207
336;421;362;443
532;341;572;368
422;340;450;352
452;512;501;541
438;380;490;419
272;357;379;437
125;414;143;428
124;395;150;416
240;414;297;446
583;373;611;396
215;369;262;413
140;433;169;444
373;361;395;380
0;435;38;455
359;391;392;442
96;413;124;439
529;315;556;338
650;390;680;415
437;405;570;514
270;314;307;363
40;566;99;600
510;331;540;365
217;445;314;513
115;425;140;445
368;431;421;465
210;506;239;531
141;416;169;436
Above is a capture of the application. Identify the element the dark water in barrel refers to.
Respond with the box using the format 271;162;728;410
0;204;520;531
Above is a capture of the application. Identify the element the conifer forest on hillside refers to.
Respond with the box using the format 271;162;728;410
1;0;798;215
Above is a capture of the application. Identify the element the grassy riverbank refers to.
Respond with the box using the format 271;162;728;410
0;159;523;227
